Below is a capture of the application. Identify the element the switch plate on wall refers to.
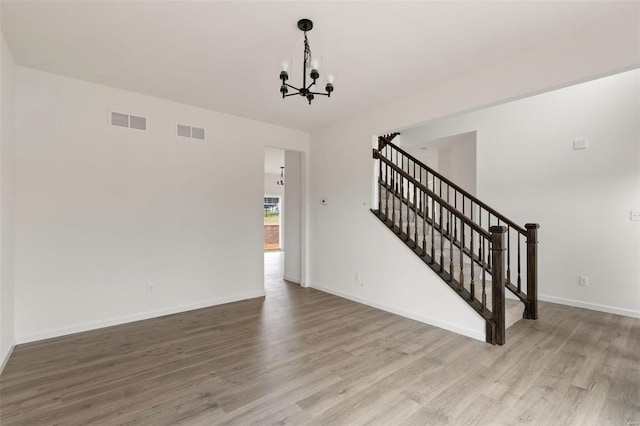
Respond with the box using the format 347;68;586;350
631;211;640;221
573;138;588;149
578;276;589;287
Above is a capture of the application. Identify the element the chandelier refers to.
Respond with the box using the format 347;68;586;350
277;167;285;186
279;19;334;105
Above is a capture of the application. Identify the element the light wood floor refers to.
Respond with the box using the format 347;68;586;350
1;252;638;425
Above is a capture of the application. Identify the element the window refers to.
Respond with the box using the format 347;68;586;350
264;197;279;209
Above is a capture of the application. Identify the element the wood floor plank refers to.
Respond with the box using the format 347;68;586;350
1;251;639;425
596;317;640;425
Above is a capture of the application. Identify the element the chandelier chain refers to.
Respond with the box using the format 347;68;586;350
304;32;312;68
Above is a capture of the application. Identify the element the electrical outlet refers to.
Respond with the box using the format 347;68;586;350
147;282;157;294
578;276;588;287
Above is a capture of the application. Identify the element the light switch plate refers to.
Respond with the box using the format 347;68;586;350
573;138;588;149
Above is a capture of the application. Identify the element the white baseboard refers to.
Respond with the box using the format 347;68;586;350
0;343;15;375
310;284;485;342
539;294;640;319
283;275;301;284
16;291;266;344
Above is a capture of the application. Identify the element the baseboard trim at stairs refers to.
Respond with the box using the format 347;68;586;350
0;343;15;375
15;291;266;344
311;283;485;342
539;294;640;319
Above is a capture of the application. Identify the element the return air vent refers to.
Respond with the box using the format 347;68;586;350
177;124;205;141
110;111;147;131
191;127;205;140
177;124;191;137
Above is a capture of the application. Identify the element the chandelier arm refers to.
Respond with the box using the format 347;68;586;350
308;91;330;96
284;83;300;90
284;92;300;98
306;81;316;90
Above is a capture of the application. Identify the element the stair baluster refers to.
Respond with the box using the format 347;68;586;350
451;212;456;281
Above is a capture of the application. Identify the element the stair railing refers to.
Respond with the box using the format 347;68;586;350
376;136;539;320
374;147;508;343
373;135;539;344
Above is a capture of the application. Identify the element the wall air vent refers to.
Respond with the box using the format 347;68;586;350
177;124;191;137
191;127;205;140
110;111;147;131
177;124;205;141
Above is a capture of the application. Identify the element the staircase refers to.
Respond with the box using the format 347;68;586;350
371;134;539;345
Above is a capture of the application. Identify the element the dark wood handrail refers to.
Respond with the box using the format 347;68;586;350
376;152;491;240
379;137;527;235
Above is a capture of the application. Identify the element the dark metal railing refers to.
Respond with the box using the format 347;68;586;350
373;135;539;345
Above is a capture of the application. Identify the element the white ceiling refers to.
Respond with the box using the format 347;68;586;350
2;1;637;131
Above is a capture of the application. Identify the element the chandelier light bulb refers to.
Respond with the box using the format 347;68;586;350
281;61;289;72
311;59;320;70
327;74;334;84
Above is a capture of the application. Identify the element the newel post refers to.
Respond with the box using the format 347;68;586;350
525;223;540;320
490;226;506;346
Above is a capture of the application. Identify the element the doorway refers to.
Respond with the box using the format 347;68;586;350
264;147;285;252
264;147;304;286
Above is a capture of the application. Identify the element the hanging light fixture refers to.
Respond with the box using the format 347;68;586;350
276;167;285;186
279;19;334;105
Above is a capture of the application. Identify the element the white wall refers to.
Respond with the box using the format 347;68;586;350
309;23;639;341
14;67;309;343
0;32;16;371
436;136;476;196
284;151;302;283
402;131;477;195
264;172;284;198
404;147;439;172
